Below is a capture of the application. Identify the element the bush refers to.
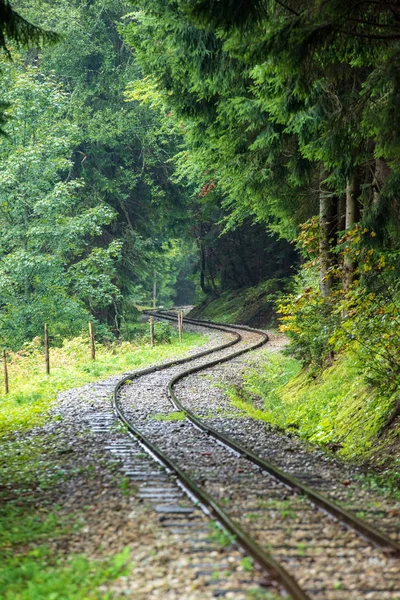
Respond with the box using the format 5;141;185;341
279;224;400;398
278;272;338;369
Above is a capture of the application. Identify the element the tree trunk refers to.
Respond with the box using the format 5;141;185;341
319;169;336;297
338;195;346;232
343;171;361;290
199;241;208;294
372;158;391;205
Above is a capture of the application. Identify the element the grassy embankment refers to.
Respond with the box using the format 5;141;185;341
193;291;399;496
0;322;204;435
189;280;283;327
0;323;206;599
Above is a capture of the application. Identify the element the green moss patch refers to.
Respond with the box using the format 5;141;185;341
228;349;399;471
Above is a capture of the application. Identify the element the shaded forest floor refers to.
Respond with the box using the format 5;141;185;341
189;281;282;328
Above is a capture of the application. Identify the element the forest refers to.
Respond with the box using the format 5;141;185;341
0;1;400;598
1;0;398;422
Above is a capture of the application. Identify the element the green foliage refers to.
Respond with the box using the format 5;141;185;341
0;0;59;54
123;0;400;426
142;321;176;345
278;271;338;369
0;54;121;348
27;0;196;311
330;228;400;394
0;0;200;349
280;224;400;395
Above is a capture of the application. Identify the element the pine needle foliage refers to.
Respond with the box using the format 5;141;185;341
0;0;59;54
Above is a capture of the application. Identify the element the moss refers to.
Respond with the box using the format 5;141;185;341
228;349;399;469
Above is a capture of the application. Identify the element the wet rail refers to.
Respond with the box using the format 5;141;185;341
112;311;400;600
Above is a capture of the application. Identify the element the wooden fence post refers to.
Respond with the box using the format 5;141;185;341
89;322;96;360
44;323;50;375
150;316;155;347
3;349;9;395
179;310;183;343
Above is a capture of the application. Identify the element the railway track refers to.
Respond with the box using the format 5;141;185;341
112;311;400;600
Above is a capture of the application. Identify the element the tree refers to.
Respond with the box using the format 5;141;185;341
0;56;120;348
0;0;57;51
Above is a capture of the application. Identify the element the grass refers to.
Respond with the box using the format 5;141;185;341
354;470;400;502
152;411;186;421
228;348;400;483
0;324;207;599
0;328;206;436
207;521;236;548
0;431;131;599
0;545;131;599
240;556;253;572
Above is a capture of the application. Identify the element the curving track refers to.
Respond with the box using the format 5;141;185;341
112;311;400;600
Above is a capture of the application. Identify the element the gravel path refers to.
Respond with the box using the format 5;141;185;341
174;329;400;543
119;322;400;600
33;327;277;599
16;319;399;599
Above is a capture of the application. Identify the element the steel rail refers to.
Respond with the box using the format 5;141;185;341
157;311;400;557
113;378;310;600
112;310;399;600
112;311;310;600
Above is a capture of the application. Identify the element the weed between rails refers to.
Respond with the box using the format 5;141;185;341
152;411;186;421
208;521;236;548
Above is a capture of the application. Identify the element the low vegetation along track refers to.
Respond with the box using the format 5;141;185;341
113;311;400;600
